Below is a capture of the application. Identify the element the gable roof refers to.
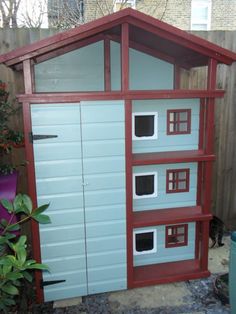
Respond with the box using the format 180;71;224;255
0;8;236;68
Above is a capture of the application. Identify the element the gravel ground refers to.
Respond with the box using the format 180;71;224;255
31;274;230;314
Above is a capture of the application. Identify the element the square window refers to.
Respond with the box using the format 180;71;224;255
167;109;191;135
133;112;158;140
166;224;188;248
166;169;190;193
133;229;157;255
133;172;158;199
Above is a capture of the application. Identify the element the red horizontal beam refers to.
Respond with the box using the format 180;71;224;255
17;89;225;103
132;150;215;166
132;259;210;288
133;206;212;228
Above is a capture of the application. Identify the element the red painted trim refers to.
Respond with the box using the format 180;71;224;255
104;38;111;92
174;65;181;89
202;161;213;214
133;206;212;228
23;60;33;94
166;168;190;193
197;162;203;205
165;224;188;248
125;99;133;289
1;8;236;67
132;150;215;166
121;23;129;91
195;221;200;259
22;102;44;303
16;89;225;104
167;109;191;135
132;259;210;288
200;220;210;271
198;99;205;150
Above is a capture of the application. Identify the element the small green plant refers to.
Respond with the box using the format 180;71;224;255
0;194;51;312
0;80;24;175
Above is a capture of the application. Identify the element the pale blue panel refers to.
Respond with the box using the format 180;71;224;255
40;224;85;244
31;104;88;301
43;271;87;302
30;103;80;125
110;41;174;91
44;284;87;302
110;41;121;91
35;41;104;92
134;223;196;266
33;143;81;161
85;204;126;223
37;193;84;211
87;235;126;253
130;48;174;90
81;100;127;293
133;163;197;211
41;240;85;259
36;177;83;196
83;156;125;174
88;279;127;295
132;99;200;153
35;159;82;179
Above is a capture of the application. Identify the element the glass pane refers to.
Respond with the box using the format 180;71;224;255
168;235;178;244
136;175;154;196
193;6;208;19
191;23;208;30
135;115;155;137
169;112;174;122
178;181;187;190
177;226;185;233
168;228;172;236
178;171;186;180
179;122;188;132
169;123;174;132
168;172;173;180
136;232;154;252
179;111;187;121
177;235;185;243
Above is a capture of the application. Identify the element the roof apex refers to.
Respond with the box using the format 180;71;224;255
0;8;236;67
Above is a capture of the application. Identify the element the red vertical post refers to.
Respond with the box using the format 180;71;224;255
23;59;33;94
174;64;180;89
22;102;44;303
125;99;133;288
104;37;111;92
121;23;129;92
200;220;210;271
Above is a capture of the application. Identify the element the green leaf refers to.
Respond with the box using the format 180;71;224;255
22;271;33;282
5;224;20;232
6;272;23;281
0;199;13;213
1;284;19;295
0;219;8;227
21;194;33;213
3;298;15;306
16;235;27;247
32;204;50;216
32;214;51;224
26;263;49;270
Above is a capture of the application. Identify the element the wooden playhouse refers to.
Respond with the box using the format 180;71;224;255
0;8;236;303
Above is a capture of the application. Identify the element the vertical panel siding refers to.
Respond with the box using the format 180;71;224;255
34;41;104;92
110;41;173;91
81;101;127;294
132;99;200;153
133;163;198;211
134;223;196;266
31;104;88;301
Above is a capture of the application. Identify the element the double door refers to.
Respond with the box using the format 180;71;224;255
31;101;127;301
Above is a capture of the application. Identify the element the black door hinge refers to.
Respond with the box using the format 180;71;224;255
29;132;58;143
40;279;66;288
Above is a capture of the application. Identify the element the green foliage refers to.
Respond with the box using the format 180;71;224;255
0;81;24;175
0;194;51;312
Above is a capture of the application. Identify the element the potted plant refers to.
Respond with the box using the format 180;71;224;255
0;80;24;226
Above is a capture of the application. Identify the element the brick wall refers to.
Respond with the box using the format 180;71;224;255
83;0;236;31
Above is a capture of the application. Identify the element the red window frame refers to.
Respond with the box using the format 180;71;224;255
166;168;190;193
167;109;191;135
165;224;188;248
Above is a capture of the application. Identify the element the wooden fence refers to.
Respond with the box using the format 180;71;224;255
0;28;236;228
